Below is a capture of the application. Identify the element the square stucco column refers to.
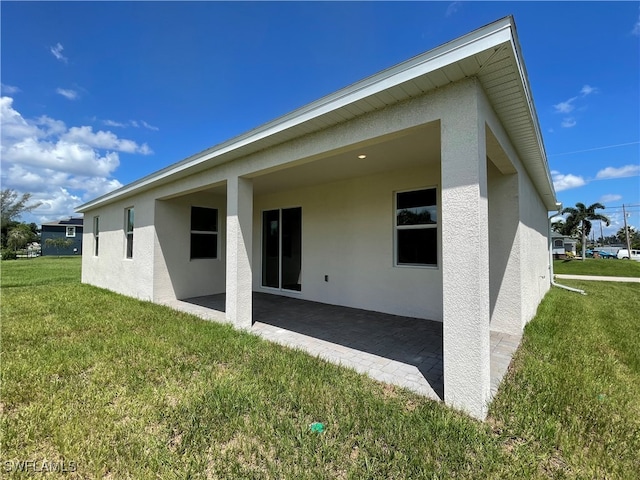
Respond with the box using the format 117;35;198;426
226;176;253;329
440;84;491;420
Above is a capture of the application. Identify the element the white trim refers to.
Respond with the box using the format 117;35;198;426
124;207;134;259
93;216;99;257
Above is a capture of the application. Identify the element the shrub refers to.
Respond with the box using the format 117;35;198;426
1;249;18;260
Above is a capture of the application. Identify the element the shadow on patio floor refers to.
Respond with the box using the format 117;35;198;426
183;292;444;399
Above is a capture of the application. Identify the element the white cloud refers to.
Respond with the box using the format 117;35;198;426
445;2;461;17
632;15;640;36
1;83;20;94
50;43;68;63
553;97;577;114
553;86;598;128
551;170;587;192
63;126;152;155
102;118;159;131
0;96;148;224
599;194;622;204
595;164;640;180
56;88;78;100
103;119;126;128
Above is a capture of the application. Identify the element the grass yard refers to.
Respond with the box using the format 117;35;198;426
1;257;639;478
554;258;640;277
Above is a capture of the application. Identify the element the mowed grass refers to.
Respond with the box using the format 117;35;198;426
2;258;639;478
554;258;640;277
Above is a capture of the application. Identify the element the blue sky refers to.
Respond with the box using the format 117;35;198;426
2;1;639;236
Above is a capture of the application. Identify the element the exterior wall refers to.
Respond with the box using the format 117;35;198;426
153;192;227;302
477;82;551;332
518;171;551;322
81;195;155;301
41;226;83;256
253;164;443;321
487;161;522;334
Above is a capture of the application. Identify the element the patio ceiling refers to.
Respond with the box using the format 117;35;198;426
251;122;441;195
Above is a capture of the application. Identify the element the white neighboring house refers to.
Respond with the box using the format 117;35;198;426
77;16;558;420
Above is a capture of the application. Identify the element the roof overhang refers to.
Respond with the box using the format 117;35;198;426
77;15;556;212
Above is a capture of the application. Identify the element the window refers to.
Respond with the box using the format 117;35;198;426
554;239;564;248
190;207;218;259
395;188;438;266
94;216;99;256
66;226;76;237
125;207;134;258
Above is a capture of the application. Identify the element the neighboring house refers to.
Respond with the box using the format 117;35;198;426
41;217;83;256
551;235;577;258
77;17;559;419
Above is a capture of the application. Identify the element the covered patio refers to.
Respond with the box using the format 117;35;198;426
165;293;521;403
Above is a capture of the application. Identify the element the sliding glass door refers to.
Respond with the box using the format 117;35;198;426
262;207;302;291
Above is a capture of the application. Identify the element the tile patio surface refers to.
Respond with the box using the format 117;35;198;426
167;293;521;402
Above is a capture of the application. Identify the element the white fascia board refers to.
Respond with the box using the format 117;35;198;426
76;17;515;213
505;25;557;207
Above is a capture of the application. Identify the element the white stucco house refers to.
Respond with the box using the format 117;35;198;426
77;17;559;419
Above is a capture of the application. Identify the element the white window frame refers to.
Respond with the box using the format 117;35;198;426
394;187;438;268
93;216;99;256
65;226;76;238
125;207;134;259
190;206;218;260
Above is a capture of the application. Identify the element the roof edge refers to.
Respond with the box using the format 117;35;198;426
77;16;519;213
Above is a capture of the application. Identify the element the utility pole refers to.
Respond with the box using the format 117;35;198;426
599;220;604;246
622;204;632;254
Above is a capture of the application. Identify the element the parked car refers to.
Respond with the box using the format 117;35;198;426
597;250;617;259
616;249;640;261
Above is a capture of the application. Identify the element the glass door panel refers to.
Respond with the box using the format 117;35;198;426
281;207;302;291
262;210;280;288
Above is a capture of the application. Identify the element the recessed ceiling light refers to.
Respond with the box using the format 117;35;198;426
358;154;367;159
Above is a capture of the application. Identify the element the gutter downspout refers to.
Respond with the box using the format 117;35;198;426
549;203;587;295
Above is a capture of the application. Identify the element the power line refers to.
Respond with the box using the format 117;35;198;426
548;141;640;157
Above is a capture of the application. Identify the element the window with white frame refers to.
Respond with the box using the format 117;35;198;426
190;207;218;259
395;188;438;266
94;216;100;256
125;207;134;258
66;226;76;237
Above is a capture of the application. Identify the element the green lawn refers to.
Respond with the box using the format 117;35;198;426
2;258;639;478
554;258;640;277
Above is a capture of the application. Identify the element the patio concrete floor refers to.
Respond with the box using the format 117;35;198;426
166;293;521;402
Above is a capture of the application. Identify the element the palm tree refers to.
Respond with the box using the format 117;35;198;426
561;202;610;260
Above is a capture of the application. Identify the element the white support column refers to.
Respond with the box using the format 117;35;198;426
226;176;253;329
440;80;491;420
